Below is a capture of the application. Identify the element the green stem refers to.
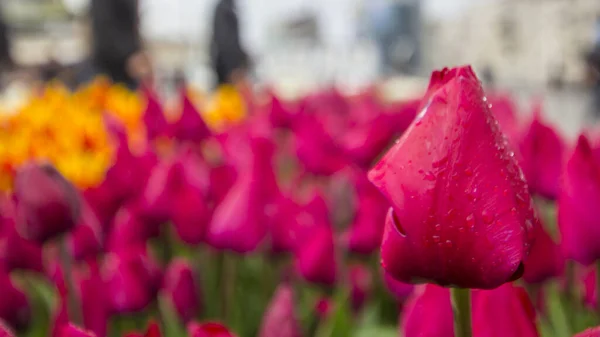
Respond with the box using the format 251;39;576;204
222;253;237;324
451;288;472;337
60;237;83;326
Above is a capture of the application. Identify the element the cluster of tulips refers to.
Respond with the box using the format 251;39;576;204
1;64;600;337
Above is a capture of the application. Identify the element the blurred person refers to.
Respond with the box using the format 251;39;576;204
87;0;152;88
209;0;250;90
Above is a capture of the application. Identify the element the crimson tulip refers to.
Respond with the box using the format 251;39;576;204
383;270;414;301
559;134;600;265
401;285;454;337
523;219;564;284
582;266;596;309
107;205;159;253
370;66;536;289
349;265;372;312
68;201;103;261
14;163;81;243
188;322;237;337
487;93;521;146
142;87;169;141
0;196;43;272
161;258;201;323
295;225;337;286
172;91;211;143
519;102;565;199
59;324;96;337
258;284;301;337
124;321;161;337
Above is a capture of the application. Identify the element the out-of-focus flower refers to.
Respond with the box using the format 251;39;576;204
349;265;372;312
382;271;414;302
487;93;521;146
401;285;453;337
203;85;247;132
295;225;337;286
171;90;211;143
107;205;160;253
102;248;162;314
523;219;564;284
0;321;14;337
68;201;103;261
14;163;81;242
141;86;169;141
59;324;96;337
582;266;597;310
559;134;600;265
188;322;237;337
0;272;30;332
369;66;535;289
574;327;600;337
258;284;301;337
123;321;162;337
314;298;332;321
519;102;565;199
161;258;201;323
472;283;539;337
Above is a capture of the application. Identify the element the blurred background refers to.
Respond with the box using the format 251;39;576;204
2;0;600;135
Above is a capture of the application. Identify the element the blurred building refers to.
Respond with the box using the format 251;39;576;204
424;0;600;88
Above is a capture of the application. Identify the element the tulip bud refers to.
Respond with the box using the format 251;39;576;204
107;206;159;253
172;92;211;143
14;163;81;243
0;198;44;272
295;225;337;286
370;66;536;289
68;202;103;261
559;135;600;265
349;265;372;312
161;259;201;323
258;285;301;337
59;324;96;337
188;322;237;337
142;87;169;141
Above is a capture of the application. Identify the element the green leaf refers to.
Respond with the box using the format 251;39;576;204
546;284;571;337
314;289;353;337
158;294;187;337
355;326;399;337
20;273;57;337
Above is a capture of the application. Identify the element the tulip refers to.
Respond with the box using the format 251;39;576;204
559;134;600;265
68;202;103;261
487;93;521;146
383;271;414;301
107;205;159;253
343;173;387;255
188;322;237;337
102;248;162;314
172;92;211;143
314;298;332;321
162;259;201;323
268;93;294;129
142;87;169;141
84;182;122;231
349;265;372;312
295;225;337;286
124;321;162;337
574;327;600;337
0;197;43;272
523;219;564;284
471;283;539;337
14;163;81;243
59;324;96;337
385;99;420;133
0;273;30;332
0;321;14;337
258;284;301;337
519;102;565;199
369;66;536;289
401;285;454;337
582;267;596;309
268;193;301;254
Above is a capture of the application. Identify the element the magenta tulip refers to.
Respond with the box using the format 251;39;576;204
582;267;596;309
142;86;170;141
472;283;539;337
107;206;159;253
519;103;565;199
0;273;30;331
59;324;96;337
14;163;81;243
161;258;201;323
295;225;337;286
314;298;331;321
172;91;211;143
0;321;14;337
349;265;372;312
369;66;536;289
0;197;43;272
487;93;521;145
401;285;453;337
68;201;103;261
188;322;237;337
258;284;301;337
523;219;564;284
383;270;414;301
574;327;600;337
559;134;600;265
123;321;162;337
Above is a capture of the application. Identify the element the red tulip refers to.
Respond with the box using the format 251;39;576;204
102;248;162;314
14;163;81;243
0;321;14;337
314;298;332;321
472;283;539;337
142;87;169;141
0;273;30;332
161;258;201;323
519;102;565;199
295;225;337;286
574;327;600;337
523;219;564;284
559;134;600;265
188;322;237;337
84;182;121;231
172;91;211;143
349;265;372;312
369;66;536;289
487;93;521;146
59;324;96;337
401;285;453;337
258;284;301;337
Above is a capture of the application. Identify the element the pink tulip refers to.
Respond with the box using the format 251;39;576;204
0;321;14;337
487;93;521;145
383;271;414;301
401;285;454;337
102;248;162;314
0;272;30;332
0;196;43;272
523;219;564;284
268;193;301;254
123;321;162;337
349;265;372;312
268;93;295;129
369;66;536;289
161;259;201;323
519;102;565;199
188;322;237;337
209;163;237;205
142;86;170;141
107;206;159;253
172;91;211;143
59;324;96;337
472;283;539;337
574;327;600;337
582;267;596;309
385;99;420;133
84;182;122;231
14;163;81;243
559;134;600;265
258;284;301;337
295;225;337;286
68;201;103;261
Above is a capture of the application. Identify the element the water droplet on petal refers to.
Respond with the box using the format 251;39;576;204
466;214;475;228
434;224;442;231
445;240;453;248
464;168;473;177
432;235;441;243
482;210;494;224
525;219;533;231
511;207;518;216
424;171;436;181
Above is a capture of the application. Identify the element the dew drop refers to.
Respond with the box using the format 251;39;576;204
434;224;442;231
445;240;453;248
482;210;494;224
458;226;466;233
525;219;533;231
424;171;436;181
432;235;441;244
466;214;475;228
503;189;509;196
415;120;422;126
464;168;473;177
